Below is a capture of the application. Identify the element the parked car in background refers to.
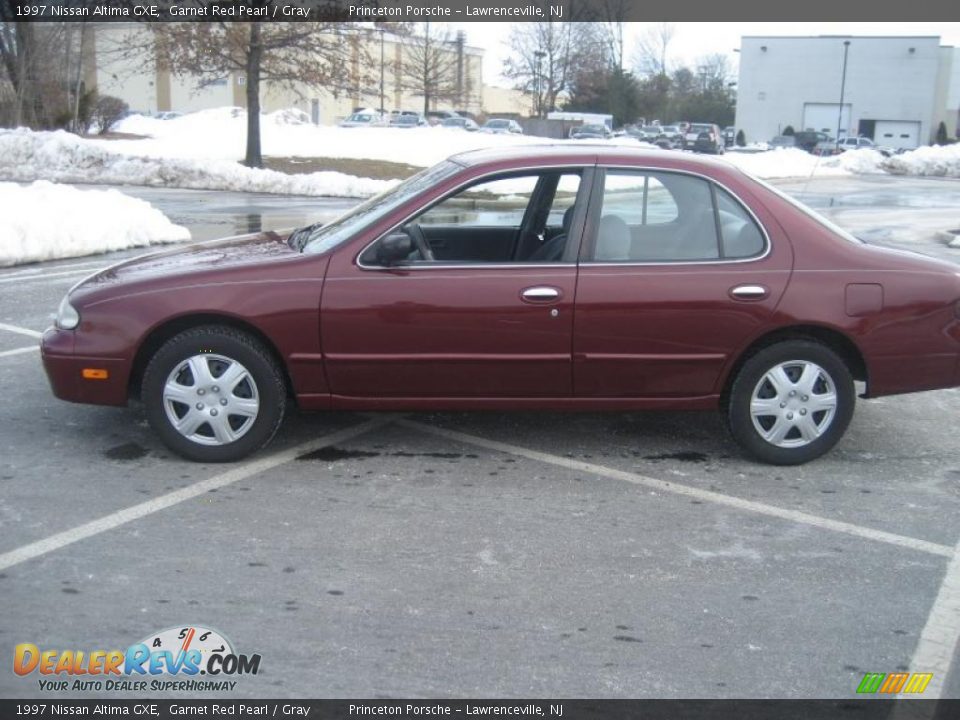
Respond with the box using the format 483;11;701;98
481;118;523;135
686;123;725;154
652;136;680;150
792;130;831;153
570;123;612;140
769;135;798;150
639;125;665;141
340;109;386;128
391;114;426;128
837;136;894;156
440;117;479;131
660;125;684;142
425;110;460;125
155;111;183;121
43;146;960;466
723;126;736;147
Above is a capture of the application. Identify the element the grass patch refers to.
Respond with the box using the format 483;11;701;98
264;156;420;181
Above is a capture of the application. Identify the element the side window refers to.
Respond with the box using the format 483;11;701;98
715;187;766;259
361;171;583;266
416;175;539;229
591;171;719;262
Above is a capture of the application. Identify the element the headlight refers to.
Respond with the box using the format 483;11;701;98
56;295;80;330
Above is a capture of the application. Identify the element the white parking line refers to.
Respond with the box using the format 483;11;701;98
0;322;43;339
0;259;107;280
0;416;393;573
398;419;955;558
0;268;103;285
898;539;960;700
0;346;38;358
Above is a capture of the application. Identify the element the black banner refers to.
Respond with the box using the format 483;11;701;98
2;0;959;22
3;700;960;720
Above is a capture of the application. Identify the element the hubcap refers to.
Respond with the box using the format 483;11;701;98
750;360;837;449
162;354;259;446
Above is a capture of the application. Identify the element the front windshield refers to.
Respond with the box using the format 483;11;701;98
487;120;508;128
303;160;461;255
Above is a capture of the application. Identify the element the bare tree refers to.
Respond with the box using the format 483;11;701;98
0;15;87;130
153;20;357;167
634;22;676;77
398;22;458;116
596;0;630;71
503;22;601;118
694;53;734;93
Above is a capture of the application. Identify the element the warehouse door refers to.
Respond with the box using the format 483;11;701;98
803;103;851;138
874;120;921;150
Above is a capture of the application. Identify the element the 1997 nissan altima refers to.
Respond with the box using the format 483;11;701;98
42;147;960;465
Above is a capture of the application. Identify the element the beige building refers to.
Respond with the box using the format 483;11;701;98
88;24;485;123
482;84;535;118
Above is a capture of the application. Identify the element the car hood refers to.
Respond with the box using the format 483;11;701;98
73;231;297;296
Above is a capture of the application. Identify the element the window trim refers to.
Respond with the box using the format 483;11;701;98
579;166;771;266
356;165;594;271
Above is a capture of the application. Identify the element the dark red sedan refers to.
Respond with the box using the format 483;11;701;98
42;146;960;464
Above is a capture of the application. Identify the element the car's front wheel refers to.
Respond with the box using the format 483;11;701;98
142;326;286;462
726;340;854;465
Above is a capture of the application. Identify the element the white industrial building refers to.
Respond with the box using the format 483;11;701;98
734;36;960;149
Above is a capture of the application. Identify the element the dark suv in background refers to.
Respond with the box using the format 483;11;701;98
685;123;725;154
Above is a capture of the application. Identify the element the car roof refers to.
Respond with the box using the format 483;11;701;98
448;144;740;175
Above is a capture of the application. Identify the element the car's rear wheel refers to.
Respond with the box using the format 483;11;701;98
142;326;286;462
727;340;854;465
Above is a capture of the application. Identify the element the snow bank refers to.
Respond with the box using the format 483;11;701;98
882;143;960;177
0;181;190;267
723;147;886;179
5;108;960;201
0;127;396;197
106;107;552;166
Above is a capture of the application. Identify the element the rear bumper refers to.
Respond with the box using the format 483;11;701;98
41;327;129;407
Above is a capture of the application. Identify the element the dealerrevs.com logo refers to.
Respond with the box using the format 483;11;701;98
14;625;262;693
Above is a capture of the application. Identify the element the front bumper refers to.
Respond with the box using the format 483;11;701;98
41;327;130;407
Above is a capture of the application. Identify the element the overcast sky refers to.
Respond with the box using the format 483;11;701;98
457;22;960;87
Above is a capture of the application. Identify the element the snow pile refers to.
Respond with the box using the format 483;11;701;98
723;147;885;179
0;128;397;197
107;108;552;166
883;143;960;177
0;181;190;267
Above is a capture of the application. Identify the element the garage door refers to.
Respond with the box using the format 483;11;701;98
803;103;851;137
874;120;921;150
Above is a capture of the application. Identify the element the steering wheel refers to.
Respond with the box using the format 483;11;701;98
406;224;435;261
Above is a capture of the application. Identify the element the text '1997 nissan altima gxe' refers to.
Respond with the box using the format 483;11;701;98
42;146;960;465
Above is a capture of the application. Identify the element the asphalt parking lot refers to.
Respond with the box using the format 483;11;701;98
1;176;959;700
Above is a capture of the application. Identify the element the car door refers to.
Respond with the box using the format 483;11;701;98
573;168;793;399
320;168;591;400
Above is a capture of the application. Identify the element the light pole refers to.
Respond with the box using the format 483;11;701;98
534;50;546;118
836;40;851;151
377;26;386;115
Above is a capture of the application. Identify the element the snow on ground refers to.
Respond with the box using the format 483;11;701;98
107;107;550;167
883;142;960;177
2;108;960;203
0;181;190;267
0;127;396;198
723;147;886;179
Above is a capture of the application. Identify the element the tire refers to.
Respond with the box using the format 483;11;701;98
142;326;286;462
726;340;854;465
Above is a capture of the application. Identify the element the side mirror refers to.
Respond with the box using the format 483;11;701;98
376;232;413;266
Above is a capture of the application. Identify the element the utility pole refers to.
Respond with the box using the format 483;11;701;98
376;24;386;114
534;49;546;118
836;40;851;151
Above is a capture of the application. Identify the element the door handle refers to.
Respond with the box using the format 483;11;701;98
521;286;561;303
729;284;769;300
